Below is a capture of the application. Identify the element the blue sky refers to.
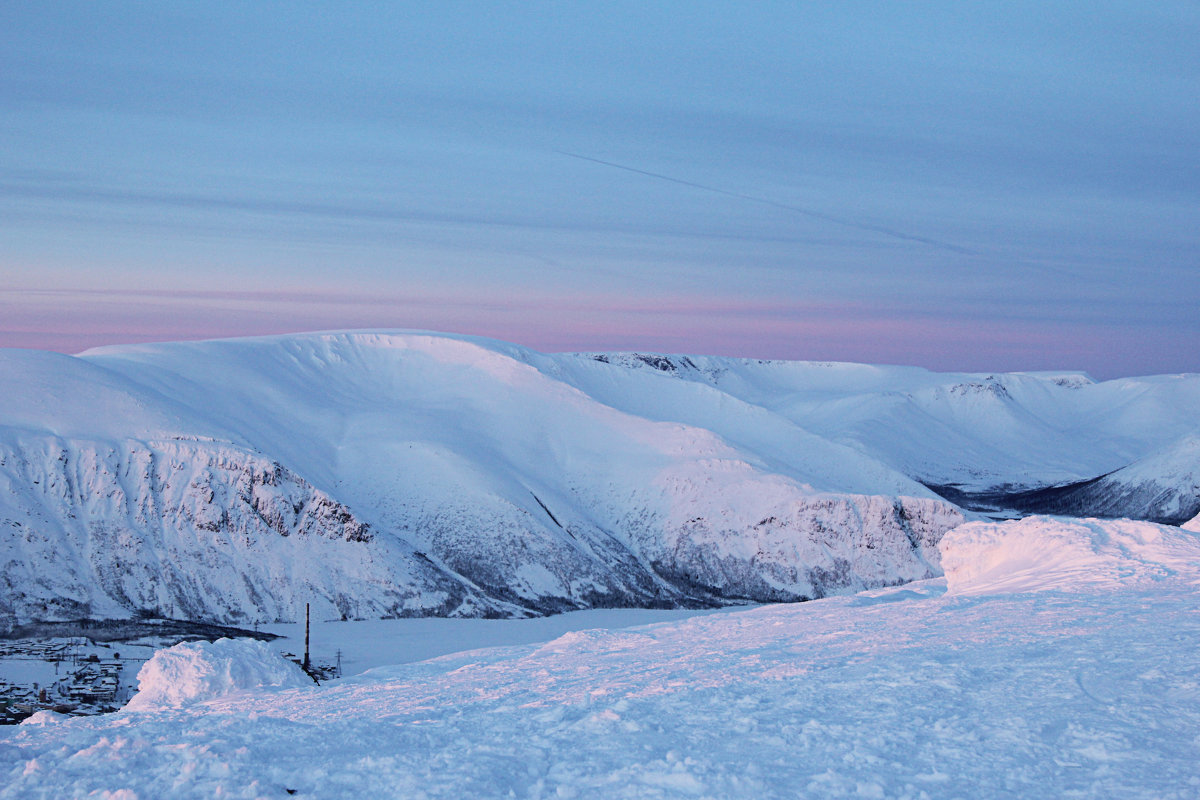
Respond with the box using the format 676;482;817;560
2;2;1197;377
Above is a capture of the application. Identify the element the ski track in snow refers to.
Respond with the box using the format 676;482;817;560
3;518;1200;799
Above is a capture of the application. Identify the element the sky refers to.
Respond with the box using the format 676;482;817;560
2;2;1197;378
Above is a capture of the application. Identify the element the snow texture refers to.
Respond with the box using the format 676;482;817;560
941;515;1200;595
1;516;1199;798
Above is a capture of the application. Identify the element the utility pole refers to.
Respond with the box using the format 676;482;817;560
302;603;311;673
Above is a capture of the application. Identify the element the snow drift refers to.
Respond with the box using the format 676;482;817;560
124;638;311;711
941;515;1200;595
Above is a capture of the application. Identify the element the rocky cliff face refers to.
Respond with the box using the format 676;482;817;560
0;430;965;626
0;436;497;628
616;483;963;604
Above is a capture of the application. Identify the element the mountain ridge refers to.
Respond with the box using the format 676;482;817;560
2;330;1196;627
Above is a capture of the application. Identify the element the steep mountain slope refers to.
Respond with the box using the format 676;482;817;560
0;434;494;625
982;435;1200;525
0;332;962;626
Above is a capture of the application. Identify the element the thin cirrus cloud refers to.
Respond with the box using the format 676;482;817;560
1;2;1198;378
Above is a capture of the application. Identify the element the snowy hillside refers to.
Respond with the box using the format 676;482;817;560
1;330;1196;626
564;352;1200;494
2;516;1198;798
1;332;965;626
981;435;1200;525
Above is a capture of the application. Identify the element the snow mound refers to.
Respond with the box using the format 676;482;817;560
1182;512;1200;532
940;516;1200;595
124;638;311;711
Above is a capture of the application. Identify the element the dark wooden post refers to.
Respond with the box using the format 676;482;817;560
303;602;310;672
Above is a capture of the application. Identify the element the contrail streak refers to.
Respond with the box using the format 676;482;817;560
556;150;978;257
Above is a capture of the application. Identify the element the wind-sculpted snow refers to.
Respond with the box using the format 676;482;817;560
2;517;1198;798
941;516;1200;595
124;638;311;711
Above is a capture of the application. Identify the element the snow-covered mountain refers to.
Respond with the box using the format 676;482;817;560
0;332;963;627
1;330;1196;626
959;435;1200;525
568;352;1200;493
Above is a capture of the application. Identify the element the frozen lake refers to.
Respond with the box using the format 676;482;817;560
263;605;744;678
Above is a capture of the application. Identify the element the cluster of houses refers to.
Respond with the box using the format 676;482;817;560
61;655;122;707
0;639;132;723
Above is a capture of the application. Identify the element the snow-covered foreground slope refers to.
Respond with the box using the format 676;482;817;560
1;332;965;626
3;517;1199;799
